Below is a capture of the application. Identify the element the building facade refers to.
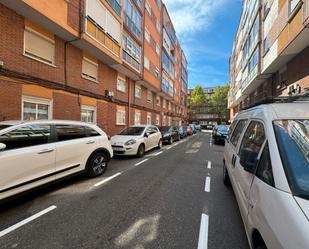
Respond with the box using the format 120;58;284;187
229;0;309;119
188;87;228;125
0;0;188;136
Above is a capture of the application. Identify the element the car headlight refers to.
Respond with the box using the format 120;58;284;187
125;139;136;146
163;134;170;138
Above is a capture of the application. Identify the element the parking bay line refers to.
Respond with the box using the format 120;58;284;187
204;176;211;192
94;172;122;187
134;159;148;166
207;161;211;169
153;151;163;156
197;213;209;249
0;205;57;238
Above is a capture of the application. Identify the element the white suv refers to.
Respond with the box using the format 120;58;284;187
0;120;113;201
223;101;309;249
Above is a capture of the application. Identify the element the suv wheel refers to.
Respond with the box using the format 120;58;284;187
87;152;108;177
137;144;145;158
223;164;231;186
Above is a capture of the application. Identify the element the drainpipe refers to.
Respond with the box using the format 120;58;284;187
128;77;131;127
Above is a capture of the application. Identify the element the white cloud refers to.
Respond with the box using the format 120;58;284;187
164;0;228;36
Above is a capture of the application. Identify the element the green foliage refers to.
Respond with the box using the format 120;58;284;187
188;85;206;107
210;85;229;119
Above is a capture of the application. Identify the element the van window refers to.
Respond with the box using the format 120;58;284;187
0;125;51;151
56;125;87;141
256;142;275;187
239;121;266;167
230;120;247;147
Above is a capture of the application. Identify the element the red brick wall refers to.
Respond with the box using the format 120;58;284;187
53;92;80;120
0;80;22;121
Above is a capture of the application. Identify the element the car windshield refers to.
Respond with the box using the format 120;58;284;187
159;126;170;132
218;125;228;133
274;120;309;199
119;127;145;136
0;125;11;130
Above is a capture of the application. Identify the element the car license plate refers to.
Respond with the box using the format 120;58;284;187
113;147;125;152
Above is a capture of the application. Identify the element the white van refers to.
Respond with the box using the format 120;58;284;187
223;100;309;249
0;120;113;201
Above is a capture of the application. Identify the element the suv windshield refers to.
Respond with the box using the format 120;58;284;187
159;126;170;133
274;120;309;199
119;127;145;136
0;125;11;130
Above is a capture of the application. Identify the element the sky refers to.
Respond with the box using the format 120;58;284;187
164;0;242;89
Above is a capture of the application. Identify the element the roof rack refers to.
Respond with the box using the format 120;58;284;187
242;95;309;110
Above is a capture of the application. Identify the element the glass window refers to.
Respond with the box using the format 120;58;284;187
230;119;248;147
85;127;100;137
116;109;126;125
147;91;153;103
135;85;141;98
274;120;309;199
81;106;96;123
82;57;98;81
256;142;274;187
124;0;142;39
56;125;87;142
0;125;51;151
117;77;126;92
134;112;141;125
23;97;51;121
239;121;266;166
289;0;301;14
119;126;145;135
147;113;152;125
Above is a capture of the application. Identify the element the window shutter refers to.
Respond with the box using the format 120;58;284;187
82;58;98;80
106;11;121;43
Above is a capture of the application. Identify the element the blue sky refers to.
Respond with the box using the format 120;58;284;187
164;0;242;89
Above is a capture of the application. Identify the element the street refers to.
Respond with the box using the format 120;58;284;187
0;132;248;249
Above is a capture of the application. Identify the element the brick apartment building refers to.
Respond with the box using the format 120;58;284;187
0;0;188;136
229;0;309;119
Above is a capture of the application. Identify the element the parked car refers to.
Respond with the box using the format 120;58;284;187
111;125;161;157
159;126;180;144
0;120;113;201
189;124;197;134
178;125;188;139
205;124;215;130
187;126;193;136
212;125;229;144
195;124;201;131
223;101;309;249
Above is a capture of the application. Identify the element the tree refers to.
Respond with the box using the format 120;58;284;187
210;85;230;121
188;85;206;107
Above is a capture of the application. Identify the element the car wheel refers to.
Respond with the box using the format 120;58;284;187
157;139;162;149
178;135;181;141
137;144;145;158
86;152;108;177
169;137;173;144
223;164;231;186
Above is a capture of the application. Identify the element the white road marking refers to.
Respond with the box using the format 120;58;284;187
207;161;211;169
166;146;173;150
94;172;122;187
0;205;57;238
204;176;211;192
134;159;149;166
153;151;163;156
197;213;209;249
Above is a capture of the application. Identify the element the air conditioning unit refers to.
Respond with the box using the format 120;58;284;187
105;90;114;98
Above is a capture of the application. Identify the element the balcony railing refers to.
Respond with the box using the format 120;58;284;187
107;0;121;16
122;50;140;72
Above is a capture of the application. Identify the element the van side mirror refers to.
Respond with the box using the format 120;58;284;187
239;147;258;174
0;143;6;151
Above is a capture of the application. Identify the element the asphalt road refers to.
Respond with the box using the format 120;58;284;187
0;132;249;249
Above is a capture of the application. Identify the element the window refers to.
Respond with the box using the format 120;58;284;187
239;121;266;167
147;113;152;125
156;20;161;33
144;56;150;70
230;119;247;147
116;107;126;125
56;125;87;141
85;127;100;137
163;99;166;108
145;1;151;15
263;36;269;55
289;0;301;14
145;28;150;43
24;27;55;65
134;111;141;125
147;90;153;103
124;0;142;39
256;142;275;187
155;44;160;55
162;116;166;125
81;105;96;123
122;33;141;71
156;96;161;106
117;77;126;92
156;115;160;125
135;84;141;98
168;117;171;126
82;57;98;82
264;0;270;18
0;125;51;151
22;96;51;120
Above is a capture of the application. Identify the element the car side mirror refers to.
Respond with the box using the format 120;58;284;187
144;132;149;138
0;143;6;151
239;147;258;174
